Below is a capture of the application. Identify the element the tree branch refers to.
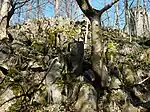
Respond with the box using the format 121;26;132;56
76;0;119;20
76;0;99;20
6;0;31;27
99;0;119;15
0;94;26;107
14;0;31;10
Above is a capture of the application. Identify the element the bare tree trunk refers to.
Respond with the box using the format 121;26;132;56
18;7;21;23
76;0;119;87
53;0;79;19
37;0;40;19
124;0;129;33
67;0;79;19
143;0;150;36
104;0;110;26
26;1;31;20
114;1;119;29
54;0;60;17
0;0;30;40
135;0;141;36
0;0;11;40
64;0;70;18
84;17;89;49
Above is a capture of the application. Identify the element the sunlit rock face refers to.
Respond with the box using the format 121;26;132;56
0;89;15;112
45;57;66;104
74;84;97;112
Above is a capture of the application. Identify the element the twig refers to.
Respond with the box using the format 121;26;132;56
138;77;150;84
0;94;26;107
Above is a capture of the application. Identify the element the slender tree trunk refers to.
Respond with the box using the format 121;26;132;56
18;8;21;23
26;1;31;20
124;0;129;33
104;0;110;26
36;0;40;19
143;0;149;36
114;1;119;29
76;0;119;87
26;1;29;20
0;0;11;39
135;0;140;36
84;17;89;49
54;0;59;17
64;0;70;18
91;17;108;87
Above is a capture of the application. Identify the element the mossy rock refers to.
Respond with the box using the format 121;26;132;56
124;68;135;85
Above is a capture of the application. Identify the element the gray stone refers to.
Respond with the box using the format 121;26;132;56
0;89;15;112
46;84;66;104
74;84;97;112
45;58;64;104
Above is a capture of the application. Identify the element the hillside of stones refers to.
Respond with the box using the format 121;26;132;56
0;17;150;112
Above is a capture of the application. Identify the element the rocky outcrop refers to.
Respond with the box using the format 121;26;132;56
0;18;149;112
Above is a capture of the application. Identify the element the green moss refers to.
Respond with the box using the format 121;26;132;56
124;68;135;85
110;89;125;101
32;41;44;53
106;41;118;61
0;97;3;104
8;67;20;77
11;84;21;96
56;79;64;88
8;99;22;112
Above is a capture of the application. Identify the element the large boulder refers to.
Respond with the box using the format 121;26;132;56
74;84;97;112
